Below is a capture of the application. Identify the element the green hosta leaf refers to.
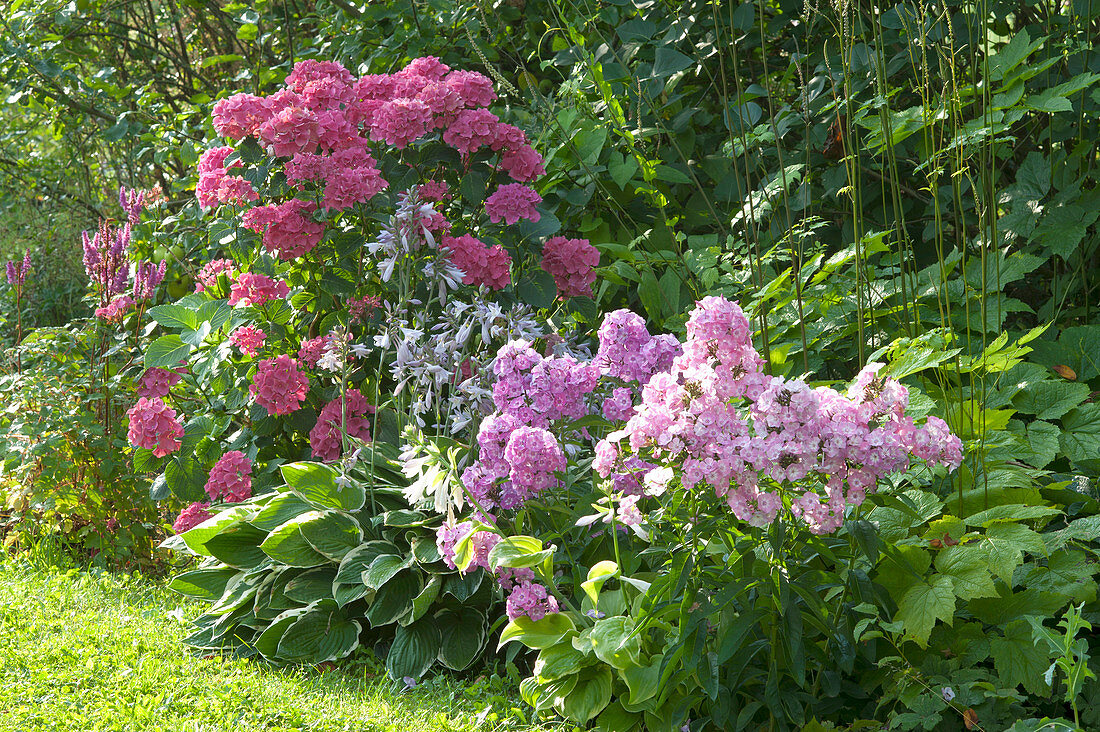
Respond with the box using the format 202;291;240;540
586;616;642;669
145;334;192;369
364;571;419;627
179;505;255;555
300;511;362;561
168;567;241;601
621;654;663;705
382;509;429;527
488;535;552;569
437;609;487;671
260;513;329;567
363;554;413;590
284;567;337;604
280;461;365;511
251;493;313;532
534;642;587;682
333;581;370;608
499;613;577;650
205;523;269;570
335;541;400;585
148;304;198;330
405;575;442;626
558;665;613;723
991;618;1052;696
582;561;620;609
896;575;955;646
442;571;483;603
254;607;309;659
933;545;997;600
387;619;442;681
277;601;361;663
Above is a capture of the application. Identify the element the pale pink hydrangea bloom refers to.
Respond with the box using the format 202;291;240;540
418;180;450;201
195;146;258;208
137;368;182;399
228;272;290;306
195;259;235;293
309;389;374;461
250;355;309;416
241;199;325;260
173;502;212;534
484;184;541;225
230;325;266;357
441;234;512;290
126;397;184;458
298;335;331;368
541;236;600;298
205;450;253;503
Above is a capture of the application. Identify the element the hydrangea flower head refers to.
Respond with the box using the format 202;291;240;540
250;355;309;416
541;236;599;298
230;325;266;357
309;389;374;461
137;367;182;399
484;184;541;225
126;397;183;457
442;234;512;290
205;450;253;503
228;272;290;306
173;502;212;534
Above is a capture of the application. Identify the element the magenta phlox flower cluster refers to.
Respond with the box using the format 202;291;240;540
495;566;536;592
484;183;541;225
441;234;512;290
196;146;258;208
230;325;267;357
241;199;325;260
228;272;290;306
133;260;167;300
6;249;30;287
436;520;501;572
541;236;600;298
250;355;309;416
502;427;567;503
94;294;134;321
205;450;253;503
309;389;374;461
596;296;964;534
505;580;559;622
173;501;212;534
126;397;184;458
195;259;235;292
137;367;182;398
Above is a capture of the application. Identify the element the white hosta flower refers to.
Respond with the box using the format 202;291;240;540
317;350;342;372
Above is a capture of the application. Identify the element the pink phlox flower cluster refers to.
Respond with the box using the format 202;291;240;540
501;426;566;508
484;184;541;225
6;249;30;287
250;355;309;416
126;397;183;458
495;566;536;593
617;494;643;527
137;367;182;399
596;309;681;384
505;580;559;622
603;386;636;422
133;260;166;299
442;234;512;290
298;335;332;368
196;146;258;208
95;295;134;321
436;520;501;572
528;355;600;423
309;389;374;462
241;199;325;260
205;450;253;503
173;502;212;534
611;456;656;497
228;272;290;306
230;325;266;357
541;236;600;298
600;296;965;534
195;259;235;292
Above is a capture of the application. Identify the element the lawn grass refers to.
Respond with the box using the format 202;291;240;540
0;560;555;732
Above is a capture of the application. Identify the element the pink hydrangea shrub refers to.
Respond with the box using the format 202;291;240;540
195;259;235;292
241;199;325;260
212;93;269;139
195;146;258;208
137;368;182;399
126;397;184;457
442;234;512;290
205;450;253;503
228;272;290;306
541;236;600;298
250;355;309;416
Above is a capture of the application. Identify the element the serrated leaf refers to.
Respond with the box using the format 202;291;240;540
145;334;192;369
148;304;198;330
991;618;1052;695
933;546;997;600
983;522;1046;581
1012;381;1090;421
896;575;955;646
516;269;557;309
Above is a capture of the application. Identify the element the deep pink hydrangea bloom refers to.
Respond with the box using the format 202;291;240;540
196;146;258;208
241;199;325;260
369;98;432;149
258;102;320;157
212;93;269;139
137;368;182;399
173;502;212;534
298;335;331;368
285;59;356;93
418;180;450;201
195;259;235;292
205;450;253;503
442;234;512;290
230;325;266;357
250;355;309;416
541;236;600;298
500;143;545;182
309;389;374;461
442;108;499;155
126;397;184;458
228;272;290;306
484;184;541;225
445;70;496;108
286;144;387;211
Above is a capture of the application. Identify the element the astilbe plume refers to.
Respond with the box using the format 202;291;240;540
228;272;290;306
250;355;309;416
442;234;512;290
205;451;253;503
136;367;182;398
541;236;600;298
230;325;266;357
173;502;212;534
309;389;374;461
133;260;167;300
6;249;30;286
126;397;184;457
